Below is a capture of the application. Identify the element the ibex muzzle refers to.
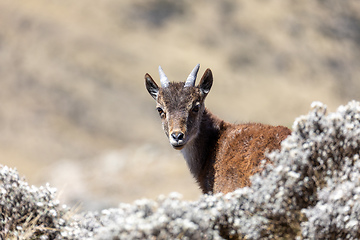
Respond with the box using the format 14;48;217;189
145;64;212;150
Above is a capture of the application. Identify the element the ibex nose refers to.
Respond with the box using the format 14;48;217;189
171;132;184;141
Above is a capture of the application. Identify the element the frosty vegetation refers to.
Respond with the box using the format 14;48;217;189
1;101;360;239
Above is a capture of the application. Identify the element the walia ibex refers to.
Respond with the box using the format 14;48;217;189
145;64;291;194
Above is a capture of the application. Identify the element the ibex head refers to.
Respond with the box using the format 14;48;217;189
145;64;213;150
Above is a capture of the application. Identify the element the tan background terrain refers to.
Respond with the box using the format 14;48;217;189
0;0;359;210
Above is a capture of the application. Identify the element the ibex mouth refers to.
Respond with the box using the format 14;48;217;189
171;143;185;150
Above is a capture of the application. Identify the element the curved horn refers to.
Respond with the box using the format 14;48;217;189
158;66;170;88
184;64;200;87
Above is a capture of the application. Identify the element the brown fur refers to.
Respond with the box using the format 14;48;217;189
213;122;291;193
145;66;291;194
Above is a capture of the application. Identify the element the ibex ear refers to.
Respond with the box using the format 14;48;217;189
145;73;159;100
199;68;213;98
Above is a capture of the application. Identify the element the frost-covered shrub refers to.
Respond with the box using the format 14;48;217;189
60;101;360;239
1;101;360;239
239;100;360;239
0;166;69;239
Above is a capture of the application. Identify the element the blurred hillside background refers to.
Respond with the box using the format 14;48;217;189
0;0;359;210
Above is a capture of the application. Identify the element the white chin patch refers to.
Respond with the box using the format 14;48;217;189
170;139;186;150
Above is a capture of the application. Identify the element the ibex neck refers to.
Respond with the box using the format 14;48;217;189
181;109;225;193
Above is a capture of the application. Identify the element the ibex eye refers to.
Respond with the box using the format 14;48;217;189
156;107;165;118
192;104;200;113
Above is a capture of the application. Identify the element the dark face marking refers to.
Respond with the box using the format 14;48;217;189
156;82;205;149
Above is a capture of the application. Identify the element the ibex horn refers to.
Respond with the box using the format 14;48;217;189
158;66;170;88
184;64;200;87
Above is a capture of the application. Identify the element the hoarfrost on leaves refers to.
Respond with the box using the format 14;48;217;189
0;166;69;239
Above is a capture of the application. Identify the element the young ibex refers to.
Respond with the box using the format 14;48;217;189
145;64;291;194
